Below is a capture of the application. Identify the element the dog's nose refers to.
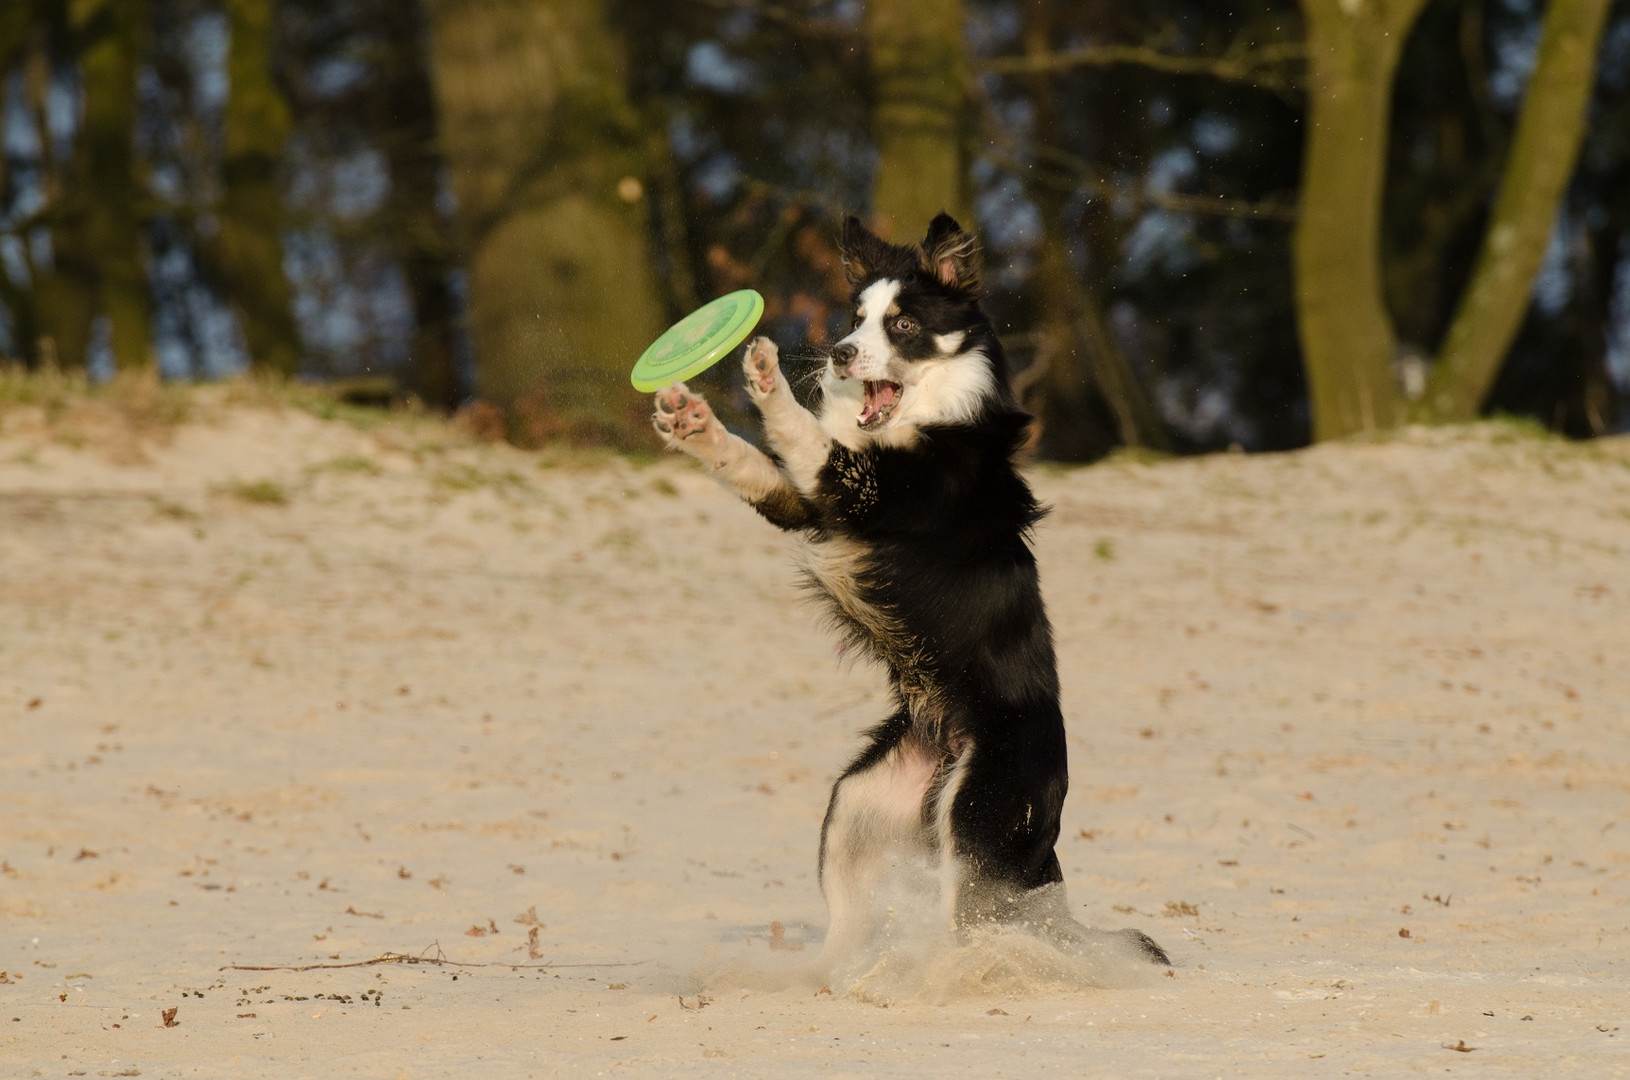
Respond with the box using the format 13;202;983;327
831;342;858;371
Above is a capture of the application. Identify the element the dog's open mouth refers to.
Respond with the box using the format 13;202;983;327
857;380;901;429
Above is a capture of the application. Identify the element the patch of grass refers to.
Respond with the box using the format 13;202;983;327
310;455;384;477
1103;445;1175;467
594;526;643;557
1094;538;1116;562
151;499;201;522
217;479;290;506
0;364;191;457
433;462;534;496
433;463;487;491
1484;412;1555;444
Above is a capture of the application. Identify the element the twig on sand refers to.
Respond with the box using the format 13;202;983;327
220;943;645;974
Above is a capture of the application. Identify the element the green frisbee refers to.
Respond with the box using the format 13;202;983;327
630;289;764;392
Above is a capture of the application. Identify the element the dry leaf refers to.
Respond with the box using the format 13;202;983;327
768;921;804;952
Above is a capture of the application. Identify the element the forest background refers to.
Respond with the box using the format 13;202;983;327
2;0;1628;460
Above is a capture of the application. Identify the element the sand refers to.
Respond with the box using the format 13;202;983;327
1;391;1627;1077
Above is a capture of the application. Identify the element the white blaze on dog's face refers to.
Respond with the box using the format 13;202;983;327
821;218;997;449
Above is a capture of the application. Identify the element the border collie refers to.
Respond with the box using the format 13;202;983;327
652;213;1168;969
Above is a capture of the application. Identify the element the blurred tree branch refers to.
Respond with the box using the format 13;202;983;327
982;38;1305;97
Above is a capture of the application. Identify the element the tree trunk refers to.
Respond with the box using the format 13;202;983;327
218;0;302;377
865;0;970;238
375;0;463;411
41;0;153;372
1292;0;1426;440
1414;0;1613;423
424;0;663;444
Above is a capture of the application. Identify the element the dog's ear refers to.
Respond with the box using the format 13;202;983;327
840;215;891;286
920;212;979;291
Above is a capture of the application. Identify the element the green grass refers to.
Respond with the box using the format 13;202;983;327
310;455;385;477
216;479;290;506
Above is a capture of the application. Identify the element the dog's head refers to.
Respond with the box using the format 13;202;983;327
820;213;1012;447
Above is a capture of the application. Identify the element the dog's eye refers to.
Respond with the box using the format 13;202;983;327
893;317;916;334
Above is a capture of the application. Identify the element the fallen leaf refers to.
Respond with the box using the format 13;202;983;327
160;1007;178;1028
1444;1040;1476;1052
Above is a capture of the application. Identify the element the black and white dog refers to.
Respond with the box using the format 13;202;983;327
653;213;1167;968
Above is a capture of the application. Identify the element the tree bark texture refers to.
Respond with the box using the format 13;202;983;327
1292;0;1427;440
866;0;971;238
1416;0;1613;423
219;0;302;377
425;0;663;442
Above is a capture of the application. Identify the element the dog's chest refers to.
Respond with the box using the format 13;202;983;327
798;536;882;633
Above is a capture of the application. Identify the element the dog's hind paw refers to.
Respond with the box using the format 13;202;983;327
743;336;781;399
652;384;725;454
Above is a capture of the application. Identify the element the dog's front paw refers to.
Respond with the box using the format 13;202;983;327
652;384;725;454
743;336;781;400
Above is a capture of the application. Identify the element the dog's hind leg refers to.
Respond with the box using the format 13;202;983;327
742;337;831;495
932;735;1171;966
931;734;1069;929
652;383;812;529
817;721;936;961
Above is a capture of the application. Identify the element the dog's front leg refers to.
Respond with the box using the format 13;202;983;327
742;336;831;495
652;384;811;529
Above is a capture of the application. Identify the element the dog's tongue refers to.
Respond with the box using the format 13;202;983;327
858;381;898;426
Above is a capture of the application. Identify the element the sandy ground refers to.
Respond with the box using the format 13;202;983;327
1;392;1628;1078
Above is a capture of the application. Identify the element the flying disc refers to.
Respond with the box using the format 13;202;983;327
630;289;764;392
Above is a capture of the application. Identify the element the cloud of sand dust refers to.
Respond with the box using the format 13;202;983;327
683;861;1167;1005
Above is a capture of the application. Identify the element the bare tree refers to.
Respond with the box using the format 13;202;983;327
1292;0;1428;440
1416;0;1614;423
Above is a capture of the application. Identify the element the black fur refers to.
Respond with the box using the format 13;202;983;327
760;215;1168;965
